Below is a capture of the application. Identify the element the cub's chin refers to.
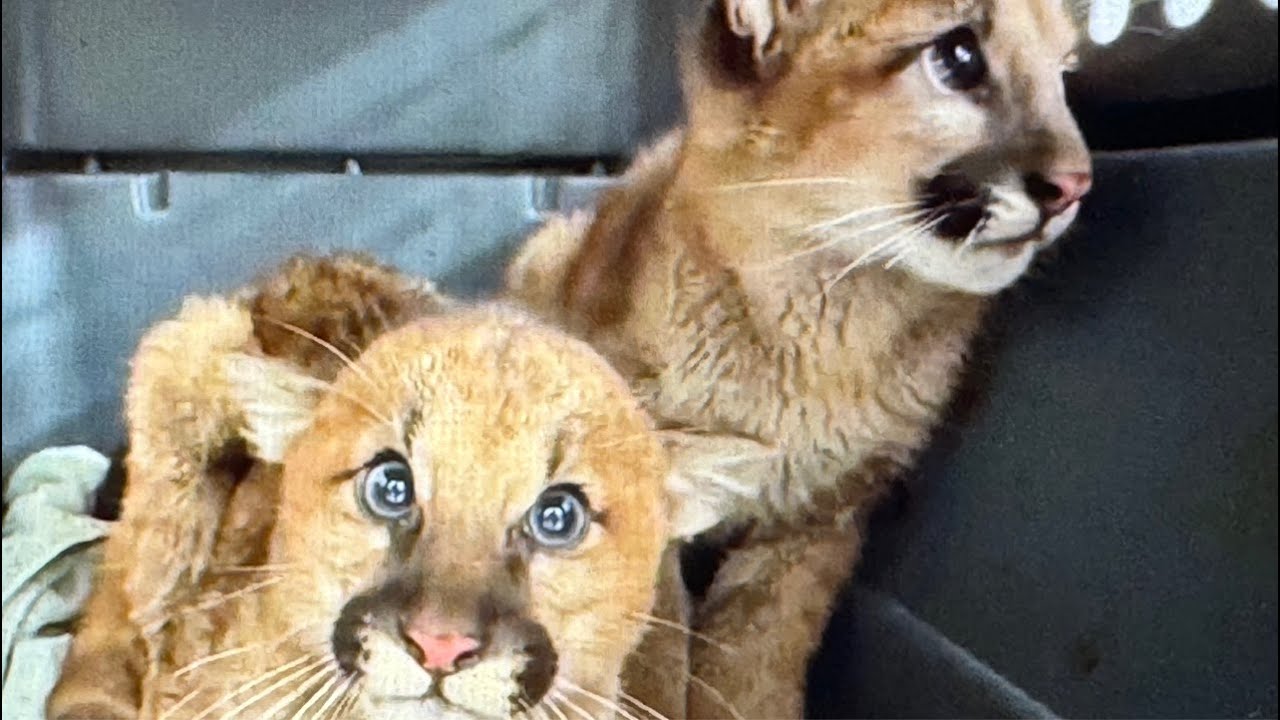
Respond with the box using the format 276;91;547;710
359;697;522;720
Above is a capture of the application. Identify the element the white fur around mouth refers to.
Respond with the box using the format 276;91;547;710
361;631;434;699
967;200;1080;250
358;630;527;719
1042;201;1081;242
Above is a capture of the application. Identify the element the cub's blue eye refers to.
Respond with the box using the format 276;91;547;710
359;456;415;521
525;485;590;549
924;26;987;93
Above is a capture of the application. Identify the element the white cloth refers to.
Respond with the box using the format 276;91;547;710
2;446;112;720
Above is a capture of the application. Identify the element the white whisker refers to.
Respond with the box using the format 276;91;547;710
189;654;313;720
710;176;872;192
558;679;644;720
544;695;572;720
244;661;336;720
217;655;330;720
626;612;737;655
330;679;362;720
747;205;925;270
822;232;911;294
953;221;981;256
321;384;397;429
209;563;297;575
287;673;343;720
314;675;356;720
687;675;746;720
550;689;597;720
172;620;328;679
173;646;255;679
845;217;924;265
806;201;922;233
255;315;382;397
822;214;944;294
159;687;203;720
618;691;670;720
183;576;284;615
885;216;946;269
885;245;918;268
252;315;398;429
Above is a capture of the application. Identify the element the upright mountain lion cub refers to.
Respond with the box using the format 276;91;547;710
47;256;770;720
510;0;1093;715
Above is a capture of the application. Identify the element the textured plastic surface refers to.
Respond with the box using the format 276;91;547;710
0;169;623;472
2;172;550;469
5;0;1277;157
3;143;1275;718
1;0;686;156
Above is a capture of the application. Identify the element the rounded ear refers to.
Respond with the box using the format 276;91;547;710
660;429;780;539
701;0;824;83
222;353;328;463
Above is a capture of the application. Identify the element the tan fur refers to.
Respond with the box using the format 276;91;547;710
48;255;773;720
509;0;1092;716
48;254;450;720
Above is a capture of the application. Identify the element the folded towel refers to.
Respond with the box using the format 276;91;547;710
2;446;113;720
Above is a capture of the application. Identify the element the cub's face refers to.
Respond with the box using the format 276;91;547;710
227;310;751;720
689;0;1092;294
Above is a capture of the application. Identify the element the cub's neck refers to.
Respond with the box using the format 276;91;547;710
542;134;989;522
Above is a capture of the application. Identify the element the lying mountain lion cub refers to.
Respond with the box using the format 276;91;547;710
47;255;768;720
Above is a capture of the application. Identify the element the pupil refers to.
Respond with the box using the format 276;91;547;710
933;27;985;90
540;504;569;534
383;479;406;505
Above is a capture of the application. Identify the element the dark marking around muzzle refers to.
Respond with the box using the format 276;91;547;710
510;617;558;708
329;535;560;709
919;173;988;239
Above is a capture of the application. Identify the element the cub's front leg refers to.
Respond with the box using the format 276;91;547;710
687;522;863;720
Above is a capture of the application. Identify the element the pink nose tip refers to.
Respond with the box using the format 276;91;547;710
1038;171;1093;216
403;621;482;672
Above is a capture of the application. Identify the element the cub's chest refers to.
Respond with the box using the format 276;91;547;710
628;269;980;514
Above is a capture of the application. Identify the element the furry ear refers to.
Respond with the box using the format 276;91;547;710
660;429;780;539
703;0;823;82
222;353;328;463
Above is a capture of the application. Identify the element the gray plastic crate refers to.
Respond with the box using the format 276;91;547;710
5;0;1277;158
1;0;687;157
2;171;555;468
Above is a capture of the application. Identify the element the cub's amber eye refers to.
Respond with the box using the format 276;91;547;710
524;484;590;550
924;26;987;93
358;453;415;521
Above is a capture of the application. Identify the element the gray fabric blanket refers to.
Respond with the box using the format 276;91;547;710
2;446;111;720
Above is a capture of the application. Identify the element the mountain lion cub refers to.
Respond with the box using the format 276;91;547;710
47;256;771;720
509;0;1094;715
